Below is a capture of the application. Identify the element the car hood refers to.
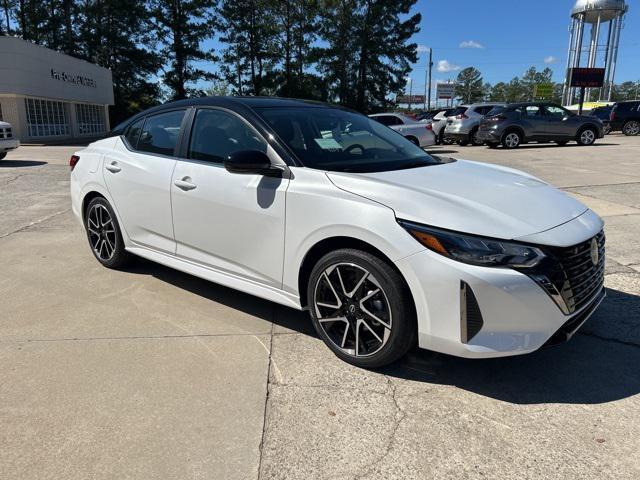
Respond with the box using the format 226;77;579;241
326;159;589;240
0;121;11;128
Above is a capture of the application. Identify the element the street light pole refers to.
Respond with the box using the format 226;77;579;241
427;48;433;110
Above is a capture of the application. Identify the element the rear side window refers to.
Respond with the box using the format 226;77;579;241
137;110;186;156
448;107;467;117
474;106;494;115
486;107;505;116
124;118;144;148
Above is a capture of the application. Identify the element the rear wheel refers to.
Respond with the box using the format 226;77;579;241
577;127;597;146
307;249;416;368
470;128;484;146
622;120;640;136
502;131;521;149
85;197;131;269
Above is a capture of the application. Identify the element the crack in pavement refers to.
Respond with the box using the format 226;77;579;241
0;208;71;239
257;306;277;480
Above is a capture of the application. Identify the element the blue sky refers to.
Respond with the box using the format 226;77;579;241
407;0;639;94
200;0;638;94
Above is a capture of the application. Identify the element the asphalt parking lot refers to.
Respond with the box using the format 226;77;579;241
1;137;639;479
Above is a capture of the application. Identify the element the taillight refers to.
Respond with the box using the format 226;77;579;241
425;123;433;131
456;113;469;119
486;115;506;122
70;155;80;171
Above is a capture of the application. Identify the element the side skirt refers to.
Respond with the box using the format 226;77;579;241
127;246;303;310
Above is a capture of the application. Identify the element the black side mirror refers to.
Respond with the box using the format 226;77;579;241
224;150;283;177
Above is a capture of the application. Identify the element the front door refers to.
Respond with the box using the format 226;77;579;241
170;108;289;288
103;109;186;253
543;105;576;139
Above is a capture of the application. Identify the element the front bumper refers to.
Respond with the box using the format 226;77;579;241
395;224;605;359
0;139;20;152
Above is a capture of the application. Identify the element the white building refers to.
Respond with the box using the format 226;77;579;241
0;36;114;143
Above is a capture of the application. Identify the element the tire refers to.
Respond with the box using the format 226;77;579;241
577;127;597;146
502;130;521;149
470;128;484;146
622;120;640;136
603;124;612;135
406;136;420;146
0;152;6;160
556;141;569;146
84;196;131;269
486;142;499;149
307;248;417;368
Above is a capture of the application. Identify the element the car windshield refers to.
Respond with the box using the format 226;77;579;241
255;106;442;173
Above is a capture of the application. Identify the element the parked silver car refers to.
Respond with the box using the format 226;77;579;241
444;103;506;146
369;113;436;147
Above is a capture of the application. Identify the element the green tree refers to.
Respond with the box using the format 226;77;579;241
612;81;640;101
218;0;279;96
455;67;485;103
317;0;421;112
150;0;217;100
78;0;162;124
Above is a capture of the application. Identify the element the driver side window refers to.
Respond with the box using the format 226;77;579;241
544;106;567;119
188;109;267;164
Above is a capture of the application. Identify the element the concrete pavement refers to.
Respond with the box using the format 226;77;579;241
1;136;639;479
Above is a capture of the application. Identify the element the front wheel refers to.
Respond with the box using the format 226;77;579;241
85;197;131;269
623;120;640;136
470;128;484;146
307;249;417;368
577;127;597;146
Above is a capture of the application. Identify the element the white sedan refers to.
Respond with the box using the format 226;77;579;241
369;113;435;148
70;97;605;368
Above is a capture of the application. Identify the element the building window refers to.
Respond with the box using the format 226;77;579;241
75;103;106;135
25;98;70;137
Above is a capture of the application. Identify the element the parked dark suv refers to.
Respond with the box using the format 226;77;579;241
477;102;604;149
609;101;640;136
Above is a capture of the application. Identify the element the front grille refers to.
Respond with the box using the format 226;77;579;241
526;231;605;315
555;231;605;313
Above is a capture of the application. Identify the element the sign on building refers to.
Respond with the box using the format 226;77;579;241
436;82;456;99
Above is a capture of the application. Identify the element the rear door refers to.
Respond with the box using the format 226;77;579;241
103;109;186;253
521;105;547;139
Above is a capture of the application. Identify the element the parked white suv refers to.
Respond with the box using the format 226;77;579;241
369;113;435;148
70;97;605;368
445;103;505;146
0;121;19;159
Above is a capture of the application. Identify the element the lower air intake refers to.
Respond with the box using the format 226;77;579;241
460;281;484;343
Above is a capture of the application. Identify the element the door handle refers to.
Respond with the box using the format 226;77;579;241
105;161;121;173
174;177;197;191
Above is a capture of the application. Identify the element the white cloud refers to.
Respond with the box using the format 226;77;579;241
417;44;431;53
544;55;558;64
459;40;484;49
436;60;461;73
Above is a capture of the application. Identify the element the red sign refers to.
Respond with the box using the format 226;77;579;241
569;68;606;88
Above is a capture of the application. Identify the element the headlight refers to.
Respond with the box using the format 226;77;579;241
399;220;545;268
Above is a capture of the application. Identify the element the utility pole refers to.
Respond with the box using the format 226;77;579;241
408;77;413;111
425;48;433;111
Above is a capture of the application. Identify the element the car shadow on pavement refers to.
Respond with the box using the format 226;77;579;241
0;160;48;167
385;287;640;405
124;257;639;405
504;143;619;150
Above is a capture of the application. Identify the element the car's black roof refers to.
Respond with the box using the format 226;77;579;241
112;96;342;134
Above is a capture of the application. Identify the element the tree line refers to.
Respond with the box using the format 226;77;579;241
0;0;421;123
451;66;638;107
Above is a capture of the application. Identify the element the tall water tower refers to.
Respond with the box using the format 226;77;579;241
562;0;629;105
